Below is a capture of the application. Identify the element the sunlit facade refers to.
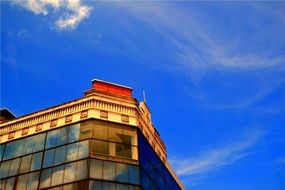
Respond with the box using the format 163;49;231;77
0;80;185;190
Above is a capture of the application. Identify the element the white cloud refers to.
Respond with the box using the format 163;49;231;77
170;129;265;178
11;0;92;30
112;2;285;70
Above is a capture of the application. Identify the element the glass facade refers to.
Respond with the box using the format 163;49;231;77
0;119;182;190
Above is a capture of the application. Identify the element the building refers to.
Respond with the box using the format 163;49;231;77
0;79;185;190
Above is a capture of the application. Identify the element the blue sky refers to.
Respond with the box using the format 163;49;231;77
1;1;285;189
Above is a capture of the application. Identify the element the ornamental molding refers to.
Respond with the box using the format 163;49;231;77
0;95;137;136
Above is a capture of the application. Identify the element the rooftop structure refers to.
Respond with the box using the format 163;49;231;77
0;79;185;190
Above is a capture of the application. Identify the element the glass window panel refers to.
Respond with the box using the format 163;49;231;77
56;127;68;146
128;165;140;185
63;183;75;190
123;127;137;146
16;174;28;190
19;155;32;174
46;130;58;149
89;180;103;190
80;141;89;157
6;177;15;190
103;161;115;181
128;185;140;190
54;146;66;165
79;121;93;140
116;163;128;183
27;171;40;190
30;152;43;171
1;160;11;178
116;184;128;190
76;160;88;180
0;144;4;161
63;162;76;183
75;181;89;190
90;159;102;179
13;139;24;157
102;182;115;190
78;140;89;159
0;179;6;190
3;141;15;160
8;158;21;176
66;143;78;162
23;136;36;155
68;124;80;143
43;149;55;168
51;165;64;186
33;133;46;152
93;124;107;140
40;168;52;189
108;126;123;143
116;143;132;159
92;140;108;155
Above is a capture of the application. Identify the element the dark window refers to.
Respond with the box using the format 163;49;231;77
19;155;32;174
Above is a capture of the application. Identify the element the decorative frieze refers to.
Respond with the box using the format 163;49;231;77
22;127;29;135
50;119;57;128
100;110;108;119
80;110;88;119
8;132;15;139
65;115;72;123
121;115;129;123
36;124;43;132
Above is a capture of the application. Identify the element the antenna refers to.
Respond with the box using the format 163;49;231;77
143;90;146;102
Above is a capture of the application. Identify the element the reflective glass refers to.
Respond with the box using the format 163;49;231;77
103;161;115;181
30;152;43;171
75;181;89;190
23;136;35;155
92;140;108;155
33;133;46;152
40;168;52;189
1;160;11;178
68;124;80;143
78;140;89;159
8;158;21;176
0;179;6;190
63;162;76;183
51;165;64;186
3;141;15;160
54;146;66;165
27;171;40;190
108;126;123;143
13;139;24;157
63;183;75;190
116;143;132;159
0;144;4;161
116;184;128;190
46;130;58;149
57;127;68;146
43;149;55;168
19;155;32;174
66;143;78;162
16;174;28;190
116;163;128;183
90;159;102;179
128;165;140;185
89;180;103;190
6;177;15;190
102;182;115;190
93;124;107;140
76;159;88;180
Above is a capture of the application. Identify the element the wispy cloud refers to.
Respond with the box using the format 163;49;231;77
170;129;265;183
113;2;285;71
11;0;92;30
